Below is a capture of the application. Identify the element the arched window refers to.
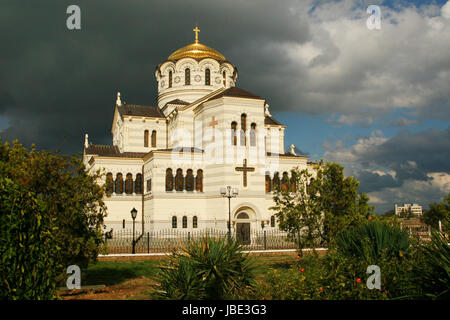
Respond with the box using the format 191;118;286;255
125;173;133;194
185;169;194;191
205;68;210;85
182;216;187;228
250;123;256;147
271;215;275;227
123;219;125;229
151;130;157;147
231;122;237;146
144;130;149;147
223;71;226;86
175;168;184;191
115;173;124;194
272;172;280;191
195;169;203;192
135;173;142;194
106;173;114;195
237;212;249;219
240;114;247;146
185;68;190;85
193;216;198;228
265;172;271;193
281;172;289;192
169;71;172;88
290;172;296;193
172;216;177;228
166;169;173;191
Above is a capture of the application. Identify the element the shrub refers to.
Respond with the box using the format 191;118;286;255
334;221;410;264
154;236;257;300
413;216;450;299
0;178;61;299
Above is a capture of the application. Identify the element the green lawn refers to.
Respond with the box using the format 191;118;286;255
82;254;297;287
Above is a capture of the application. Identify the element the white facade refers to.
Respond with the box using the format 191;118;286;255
83;30;311;236
395;203;423;216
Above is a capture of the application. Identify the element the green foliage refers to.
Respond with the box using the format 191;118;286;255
334;221;410;264
0;139;107;288
421;194;449;230
154;236;257;300
270;167;323;256
413;216;450;299
0;178;61;299
270;161;372;252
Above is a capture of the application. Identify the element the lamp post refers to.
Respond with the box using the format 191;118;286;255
131;207;137;254
221;186;238;240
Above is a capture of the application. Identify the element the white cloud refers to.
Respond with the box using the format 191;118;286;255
442;1;450;19
257;0;450;121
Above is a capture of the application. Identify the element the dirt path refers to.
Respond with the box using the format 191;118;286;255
60;276;156;300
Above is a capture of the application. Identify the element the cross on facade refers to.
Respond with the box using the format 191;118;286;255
209;116;218;141
193;26;200;43
235;159;255;187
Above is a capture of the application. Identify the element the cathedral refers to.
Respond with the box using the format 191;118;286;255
83;28;312;239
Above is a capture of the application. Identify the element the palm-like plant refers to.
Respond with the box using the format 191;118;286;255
155;235;256;300
414;216;450;299
335;221;410;264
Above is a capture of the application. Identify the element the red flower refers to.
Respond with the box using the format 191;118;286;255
297;255;300;259
319;287;323;292
300;269;305;272
262;297;265;300
356;278;362;283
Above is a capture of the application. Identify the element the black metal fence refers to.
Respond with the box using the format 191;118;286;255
102;228;299;254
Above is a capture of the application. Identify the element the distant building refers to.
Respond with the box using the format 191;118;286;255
395;203;422;217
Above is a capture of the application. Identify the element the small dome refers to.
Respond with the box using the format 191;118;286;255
168;42;226;61
168;27;226;61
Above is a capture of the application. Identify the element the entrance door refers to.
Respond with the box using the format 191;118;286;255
236;222;250;245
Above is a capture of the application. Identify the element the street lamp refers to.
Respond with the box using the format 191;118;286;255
131;207;138;254
221;186;238;240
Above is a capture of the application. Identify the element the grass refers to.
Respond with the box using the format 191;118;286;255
81;254;297;288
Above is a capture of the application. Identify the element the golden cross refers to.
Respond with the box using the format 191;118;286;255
193;26;200;43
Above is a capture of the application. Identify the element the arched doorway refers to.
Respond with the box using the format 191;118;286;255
235;212;251;245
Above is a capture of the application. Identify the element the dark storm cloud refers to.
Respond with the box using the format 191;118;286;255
359;128;450;183
356;170;399;193
0;0;310;154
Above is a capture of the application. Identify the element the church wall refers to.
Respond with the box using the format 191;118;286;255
120;116;167;153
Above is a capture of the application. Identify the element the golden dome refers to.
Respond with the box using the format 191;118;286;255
168;27;226;61
168;42;226;61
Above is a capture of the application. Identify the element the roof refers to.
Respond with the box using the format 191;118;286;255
264;115;283;126
266;152;306;158
168;41;226;61
117;104;165;118
166;99;190;105
85;144;147;158
206;87;263;102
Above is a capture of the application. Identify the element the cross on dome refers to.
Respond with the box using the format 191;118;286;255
193;26;200;43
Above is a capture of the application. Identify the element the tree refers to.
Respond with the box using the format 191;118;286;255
313;161;372;244
270;167;323;256
0;177;61;299
270;161;373;253
0;140;107;284
421;194;449;230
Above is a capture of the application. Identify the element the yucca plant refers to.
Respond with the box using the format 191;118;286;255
413;216;450;299
335;221;410;264
154;235;257;300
